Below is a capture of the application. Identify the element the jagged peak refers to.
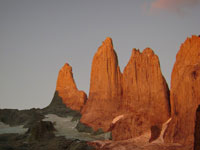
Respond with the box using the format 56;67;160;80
103;37;113;46
142;47;155;56
175;35;200;66
130;47;155;58
56;63;87;111
56;63;77;90
183;35;200;47
131;48;140;57
60;63;72;72
95;37;118;62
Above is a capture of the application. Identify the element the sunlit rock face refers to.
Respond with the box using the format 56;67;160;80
112;48;170;140
56;63;87;111
81;37;122;131
164;35;200;145
80;37;170;139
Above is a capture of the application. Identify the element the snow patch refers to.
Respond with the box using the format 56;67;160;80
0;122;27;134
43;114;111;141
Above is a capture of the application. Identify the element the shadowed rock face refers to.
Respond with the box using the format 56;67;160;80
149;125;162;143
81;37;122;131
27;121;56;141
112;48;170;140
0;92;82;128
194;105;200;150
164;35;200;145
43;91;82;120
56;63;87;111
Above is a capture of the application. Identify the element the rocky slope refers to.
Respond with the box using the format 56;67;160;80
89;118;192;150
56;63;87;111
81;37;122;131
0;92;107;150
164;35;200;145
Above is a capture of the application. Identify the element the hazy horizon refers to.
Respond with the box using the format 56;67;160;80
1;0;200;109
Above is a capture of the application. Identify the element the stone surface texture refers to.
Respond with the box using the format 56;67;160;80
112;48;170;140
56;63;87;111
81;37;122;131
164;35;200;145
81;38;170;139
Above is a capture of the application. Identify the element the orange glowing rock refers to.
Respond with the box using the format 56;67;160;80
164;35;200;145
80;38;170;137
56;63;87;111
81;37;122;131
112;48;170;140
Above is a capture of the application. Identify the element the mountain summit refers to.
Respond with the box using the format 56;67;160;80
56;63;87;111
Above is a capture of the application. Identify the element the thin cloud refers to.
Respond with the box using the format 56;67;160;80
147;0;200;14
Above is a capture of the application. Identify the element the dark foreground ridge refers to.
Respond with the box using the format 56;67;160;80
0;91;81;128
0;121;93;150
0;92;95;150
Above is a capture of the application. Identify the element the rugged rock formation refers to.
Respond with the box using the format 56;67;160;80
111;48;170;140
111;113;151;140
194;105;200;150
122;48;170;120
89;140;192;150
27;121;56;141
81;37;122;131
164;35;200;145
43;91;82;120
0;92;82;128
56;63;87;111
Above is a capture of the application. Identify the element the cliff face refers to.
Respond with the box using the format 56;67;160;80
164;35;200;144
122;48;170;122
81;37;122;131
56;63;87;111
80;37;170;139
194;105;200;150
112;48;170;140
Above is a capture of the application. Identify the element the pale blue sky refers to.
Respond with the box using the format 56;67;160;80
0;0;200;109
